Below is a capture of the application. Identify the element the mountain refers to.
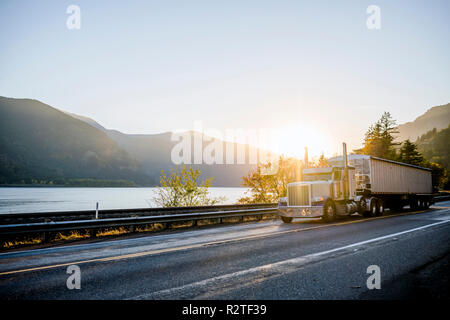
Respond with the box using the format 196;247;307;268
0;97;155;186
416;125;450;170
0;96;267;187
395;103;450;142
66;113;265;187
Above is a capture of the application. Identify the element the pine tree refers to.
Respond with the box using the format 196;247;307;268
355;112;399;159
398;140;424;166
316;153;329;167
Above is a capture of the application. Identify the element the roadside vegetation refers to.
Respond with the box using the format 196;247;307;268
153;165;226;207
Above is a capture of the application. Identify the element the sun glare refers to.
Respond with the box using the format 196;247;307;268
271;124;332;160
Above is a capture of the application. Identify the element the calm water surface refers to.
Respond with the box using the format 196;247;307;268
0;187;249;214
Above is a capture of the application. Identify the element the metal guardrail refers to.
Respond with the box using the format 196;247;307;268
0;207;279;240
0;203;277;222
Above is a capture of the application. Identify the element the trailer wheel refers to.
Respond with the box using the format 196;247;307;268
322;201;336;223
369;198;379;217
376;200;384;216
281;216;293;223
418;199;424;209
410;198;419;210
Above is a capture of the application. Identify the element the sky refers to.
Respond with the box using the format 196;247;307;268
1;0;449;159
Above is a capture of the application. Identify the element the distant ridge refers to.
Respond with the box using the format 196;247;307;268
66;113;268;187
0;97;155;186
395;103;450;142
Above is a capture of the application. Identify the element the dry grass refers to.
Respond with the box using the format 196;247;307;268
242;215;260;222
2;238;42;249
96;227;130;237
221;217;241;223
54;231;90;241
169;221;195;228
196;218;221;226
261;213;278;220
135;223;165;232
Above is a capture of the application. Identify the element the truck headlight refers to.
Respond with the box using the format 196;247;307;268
311;197;325;206
278;197;288;206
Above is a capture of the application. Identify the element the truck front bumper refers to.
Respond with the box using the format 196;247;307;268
278;206;324;218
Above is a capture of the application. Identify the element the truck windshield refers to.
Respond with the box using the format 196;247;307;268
303;173;332;181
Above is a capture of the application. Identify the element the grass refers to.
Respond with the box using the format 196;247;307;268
54;230;90;241
135;223;165;232
2;238;42;249
96;227;130;237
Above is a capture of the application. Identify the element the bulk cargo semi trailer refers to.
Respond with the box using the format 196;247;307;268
278;143;433;223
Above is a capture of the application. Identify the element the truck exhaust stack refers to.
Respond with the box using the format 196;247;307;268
343;142;349;199
342;142;348;169
304;147;308;168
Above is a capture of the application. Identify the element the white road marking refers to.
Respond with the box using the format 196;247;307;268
130;219;450;300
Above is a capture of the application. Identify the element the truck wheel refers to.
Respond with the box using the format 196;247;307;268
418;199;424;209
322;201;336;223
410;198;419;210
376;200;384;216
358;197;367;215
369;198;379;217
281;216;293;223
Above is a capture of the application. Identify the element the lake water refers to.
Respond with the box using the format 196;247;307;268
0;187;250;214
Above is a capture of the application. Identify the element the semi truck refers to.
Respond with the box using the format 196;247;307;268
277;143;433;223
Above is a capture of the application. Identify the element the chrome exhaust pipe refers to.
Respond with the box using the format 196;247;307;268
304;147;308;168
343;142;349;199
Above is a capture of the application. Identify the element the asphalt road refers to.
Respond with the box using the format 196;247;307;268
0;201;449;300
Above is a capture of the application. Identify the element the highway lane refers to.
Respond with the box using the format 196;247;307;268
0;201;449;299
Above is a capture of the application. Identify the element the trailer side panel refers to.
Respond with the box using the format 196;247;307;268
370;158;432;194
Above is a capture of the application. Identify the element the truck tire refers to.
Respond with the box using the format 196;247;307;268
368;198;379;217
281;216;293;223
410;198;419;210
418;199;424;209
376;200;384;216
322;201;336;223
358;197;368;215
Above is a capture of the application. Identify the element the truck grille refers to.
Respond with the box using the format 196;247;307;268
288;185;309;206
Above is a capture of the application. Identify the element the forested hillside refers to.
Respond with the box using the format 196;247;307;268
0;97;155;186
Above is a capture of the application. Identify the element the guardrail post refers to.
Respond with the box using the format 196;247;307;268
42;232;49;243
